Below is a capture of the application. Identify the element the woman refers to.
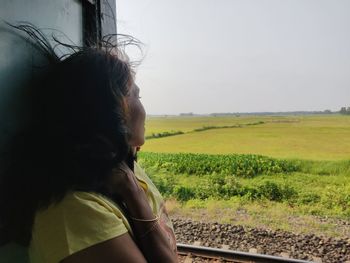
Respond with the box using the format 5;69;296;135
0;24;178;263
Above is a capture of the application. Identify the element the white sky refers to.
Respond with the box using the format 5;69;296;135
116;0;350;115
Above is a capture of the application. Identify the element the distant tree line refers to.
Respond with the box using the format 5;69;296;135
176;109;350;116
340;107;350;115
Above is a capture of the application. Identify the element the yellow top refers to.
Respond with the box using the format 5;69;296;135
28;162;176;263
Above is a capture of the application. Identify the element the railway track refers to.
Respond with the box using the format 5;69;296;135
177;243;313;263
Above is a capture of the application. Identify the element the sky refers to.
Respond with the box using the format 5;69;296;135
116;0;350;115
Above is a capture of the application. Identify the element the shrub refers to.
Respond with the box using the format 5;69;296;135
299;193;321;204
173;186;196;201
138;152;300;178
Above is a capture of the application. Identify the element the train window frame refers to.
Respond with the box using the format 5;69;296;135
82;0;116;46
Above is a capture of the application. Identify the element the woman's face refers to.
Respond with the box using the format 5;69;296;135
126;83;146;147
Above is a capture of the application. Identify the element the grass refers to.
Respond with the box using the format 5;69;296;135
140;114;350;238
145;115;285;136
145;114;350;136
139;153;350;218
143;115;350;160
138;153;350;238
166;198;350;238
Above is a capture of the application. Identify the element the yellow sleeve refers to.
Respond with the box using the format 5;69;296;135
29;192;128;263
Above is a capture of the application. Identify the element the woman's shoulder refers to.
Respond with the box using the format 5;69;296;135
64;191;121;212
33;190;130;233
30;191;130;263
35;191;124;219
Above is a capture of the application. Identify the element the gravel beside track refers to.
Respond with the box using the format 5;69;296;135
178;254;233;262
173;218;350;263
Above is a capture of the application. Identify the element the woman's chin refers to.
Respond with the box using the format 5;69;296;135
129;137;145;148
139;138;145;146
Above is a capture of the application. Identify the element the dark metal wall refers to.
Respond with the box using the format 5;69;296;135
0;1;116;261
0;0;117;148
0;0;84;149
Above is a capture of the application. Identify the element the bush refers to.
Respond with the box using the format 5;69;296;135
138;152;300;178
140;152;348;216
173;186;196;201
255;181;297;201
257;181;284;201
299;193;321;204
145;130;184;140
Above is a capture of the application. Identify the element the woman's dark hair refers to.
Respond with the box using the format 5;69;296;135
0;24;142;246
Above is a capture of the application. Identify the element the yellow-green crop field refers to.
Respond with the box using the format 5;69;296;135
139;114;350;236
143;115;350;161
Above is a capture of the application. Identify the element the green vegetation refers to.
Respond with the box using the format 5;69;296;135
145;115;273;136
138;152;298;178
140;115;350;236
143;115;350;160
138;152;350;218
340;106;350;115
192;121;265;132
145;130;184;139
145;121;265;140
192;124;241;132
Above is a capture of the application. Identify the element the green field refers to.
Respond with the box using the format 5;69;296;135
139;114;350;237
143;115;350;160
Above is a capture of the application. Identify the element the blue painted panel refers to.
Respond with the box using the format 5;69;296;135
0;1;83;262
0;0;83;148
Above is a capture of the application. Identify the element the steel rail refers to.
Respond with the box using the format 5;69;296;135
177;243;313;263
